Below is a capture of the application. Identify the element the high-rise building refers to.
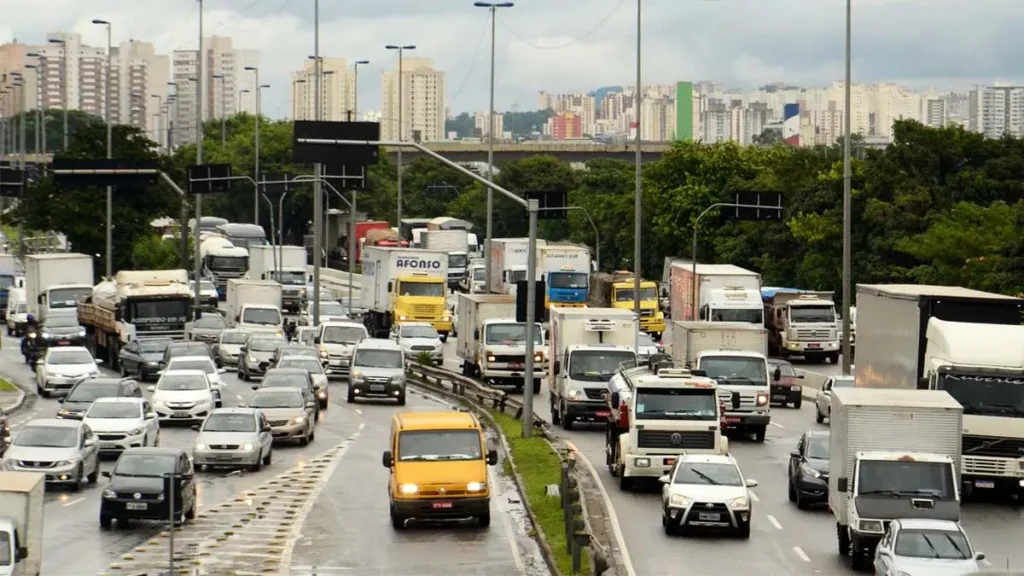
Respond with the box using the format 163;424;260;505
110;40;169;147
381;58;445;142
547;112;583;140
924;98;946;128
171;36;257;146
674;82;694;141
474;111;504;138
290;57;353;121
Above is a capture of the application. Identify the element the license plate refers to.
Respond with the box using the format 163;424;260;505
724;416;741;423
509;362;522;369
173;411;190;418
370;384;385;392
807;343;821;349
791;386;801;391
126;502;148;511
975;480;995;489
595;411;610;418
772;395;787;400
58;340;70;345
432;501;453;509
697;512;720;521
100;442;117;448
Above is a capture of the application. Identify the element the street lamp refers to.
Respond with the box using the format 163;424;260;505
384;44;415;226
92;18;114;279
212;73;226;146
47;38;68;151
245;66;260;223
474;1;513;295
351;59;369;121
632;0;642;355
150;94;164;152
26;52;46;153
841;0;852;375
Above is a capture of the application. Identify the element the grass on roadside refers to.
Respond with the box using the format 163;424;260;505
0;378;18;392
489;410;590;576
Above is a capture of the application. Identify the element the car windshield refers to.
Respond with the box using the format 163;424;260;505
832;376;855;388
396;280;444;298
806;435;829;459
615;287;658;301
15;426;78;448
700;356;767;386
279;347;316;358
200;281;216;291
568;350;636;382
895;528;972;560
195;316;226;329
279;358;324;373
322;326;366;345
203;413;256;432
771;362;798;377
400;325;438;339
398;429;482;461
485;323;543;345
67;382;122;402
169;359;215;374
48;349;94;365
639;333;656;347
353;349;403;369
157;375;208;391
250;391;303;408
318;302;346;316
139;339;173;353
169;344;208;358
262;373;309;389
674;461;744;487
88;402;141;419
114;454;177;477
45;315;79;328
251;338;286;352
220;331;249;345
242;308;281;326
635;389;718;420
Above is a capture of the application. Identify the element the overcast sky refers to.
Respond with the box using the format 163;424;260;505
3;0;1022;119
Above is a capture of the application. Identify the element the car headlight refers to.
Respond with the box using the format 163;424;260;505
398;315;408;321
391;375;405;385
351;370;362;380
57;409;71;417
56;460;76;467
669;494;691;508
102;488;117;499
249;355;257;363
567;389;581;399
243;443;255;451
399;483;418;495
127;428;144;436
195;443;207;451
756;393;769;406
317;391;327;398
466;482;486;492
487;355;496;362
728;496;749;509
291;416;305;424
800;464;821;479
859;520;884;533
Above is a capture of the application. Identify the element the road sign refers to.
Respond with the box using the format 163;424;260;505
0;167;25;198
733;191;783;221
52;158;159;187
293;121;380;166
516;280;547;323
187;164;233;194
527;190;569;220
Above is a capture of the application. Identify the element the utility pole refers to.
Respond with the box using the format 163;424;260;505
245;66;260;224
385;44;415;227
194;0;205;311
312;0;323;327
841;0;853;375
632;0;642;355
92;18;113;278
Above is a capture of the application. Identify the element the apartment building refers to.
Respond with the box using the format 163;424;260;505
474;111;504;138
172;36;258;146
381;58;445;142
290;57;353;121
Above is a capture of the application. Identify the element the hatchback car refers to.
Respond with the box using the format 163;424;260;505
269;344;319;366
212;329;249;368
247;387;315;445
814;374;855;424
787;430;829;509
192;408;273;471
187;314;227;345
36;346;102;398
276;356;330;408
239;334;288;381
99;447;196;528
659;453;757;538
636;332;663;363
166;356;226;407
255;368;320;420
391;322;443;365
348;338;406;405
84;398;160;453
57;377;142;420
160;341;213;368
148;369;215;423
874;519;985;576
40;313;86;347
1;418;100;489
118;337;174;381
768;358;804;408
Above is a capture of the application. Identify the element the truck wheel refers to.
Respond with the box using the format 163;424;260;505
561;408;573;431
439;333;448;343
532;379;541;394
828;352;840;364
837;523;850;556
550;401;561;425
754;427;766;443
618;471;632;491
850;548;868;570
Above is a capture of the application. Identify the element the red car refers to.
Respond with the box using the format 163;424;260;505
768;358;804;408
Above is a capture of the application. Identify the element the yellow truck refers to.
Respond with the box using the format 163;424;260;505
362;246;453;341
588;272;666;339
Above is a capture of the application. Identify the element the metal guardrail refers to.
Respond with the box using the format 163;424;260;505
406;360;611;576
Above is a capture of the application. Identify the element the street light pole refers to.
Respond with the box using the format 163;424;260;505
385;44;416;227
213;73;225;146
312;0;322;327
632;0;642;356
245;66;260;224
193;0;205;311
92;19;113;279
841;0;852;375
352;60;369;120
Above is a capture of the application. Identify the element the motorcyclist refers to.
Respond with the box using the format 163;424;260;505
21;314;44;363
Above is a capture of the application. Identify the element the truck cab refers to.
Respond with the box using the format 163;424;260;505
390;274;452;341
201;241;249;297
763;288;840;364
540;245;591;309
226;279;284;336
0;471;43;576
589;273;666;339
695;350;771;442
700;286;763;324
473;318;545;393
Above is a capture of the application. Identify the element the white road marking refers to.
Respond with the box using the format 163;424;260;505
358;422;365;430
767;514;783;530
770;421;785;429
355;408;363;416
793;546;810;562
490;466;527;575
235;394;243;401
748;490;759;502
62;497;85;507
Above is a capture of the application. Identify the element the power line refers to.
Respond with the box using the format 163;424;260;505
449;11;492;103
499;0;627;50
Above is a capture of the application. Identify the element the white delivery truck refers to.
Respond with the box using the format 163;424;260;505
24;253;94;322
456;293;545;393
762;288;840;363
829;388;963;571
0;471;44;576
487;238;547;295
226;279;283;335
667;260;763;323
248;245;308;313
549;307;638;430
421;230;470;290
670;320;772;441
361;246;452;339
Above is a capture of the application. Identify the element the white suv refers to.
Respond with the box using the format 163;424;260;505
148;369;215;424
660;453;758;538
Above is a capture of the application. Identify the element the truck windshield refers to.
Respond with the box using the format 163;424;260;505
939;374;1024;418
397;280;443;297
700;357;767;386
49;286;91;309
449;254;469;268
635;388;718;420
473;268;485;281
270;270;306;286
857;460;956;500
129;299;191;327
790;305;835;323
615;287;658;301
242;308;281;326
709;308;763;324
398;429;482;461
225;235;268;249
509;270;527;283
569;350;637;382
485;323;543;345
207;256;248;270
550;272;588;289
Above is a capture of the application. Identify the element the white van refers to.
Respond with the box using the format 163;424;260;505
5;288;29;336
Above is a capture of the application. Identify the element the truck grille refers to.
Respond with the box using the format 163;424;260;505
963;435;1024;458
637;430;715;450
795;328;832;340
492;355;525;364
639;309;654;317
584;388;607;401
411;304;441;316
716;389;759;410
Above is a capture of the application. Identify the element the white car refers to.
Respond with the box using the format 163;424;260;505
36;346;102;398
148;369;216;424
874;519;985;576
660;453;757;538
814;374;855;424
189;279;219;307
299;300;348;326
1;418;100;488
390;322;443;364
316;321;369;377
166;355;227;407
636;332;663;362
83;397;160;453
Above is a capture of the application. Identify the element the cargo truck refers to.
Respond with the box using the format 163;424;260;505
200;237;248;297
348;220;391;263
361;246;452;340
78;270;194;367
461;259;486;293
855;283;1024;498
248;245;307;313
421;230;470;290
398;218;431;243
548;308;638;430
24;253;94;322
0;471;44;576
456;293;544;393
828;388;963;570
762;287;839;363
670;320;772;441
667;260;763;324
539;244;590;309
487;238;547;295
226;279;283;335
589;272;666;339
0;254;18;320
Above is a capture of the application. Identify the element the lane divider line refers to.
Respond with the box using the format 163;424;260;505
767;514;783;530
770;421;785;429
793;546;810;562
62;497;85;507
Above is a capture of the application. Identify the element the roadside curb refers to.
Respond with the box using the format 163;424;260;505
0;386;25;415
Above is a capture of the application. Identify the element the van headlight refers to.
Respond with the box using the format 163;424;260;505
756;393;769;406
567;389;581;399
242;443;255;451
399;483;418;495
195;443;207;451
319;346;329;358
466;482;486;492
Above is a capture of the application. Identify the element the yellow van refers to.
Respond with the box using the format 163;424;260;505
382;411;498;529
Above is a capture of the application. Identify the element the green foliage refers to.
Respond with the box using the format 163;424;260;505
131;236;182;270
444;113;475;138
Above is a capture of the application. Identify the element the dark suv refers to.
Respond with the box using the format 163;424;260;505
57;377;143;420
100;447;196;528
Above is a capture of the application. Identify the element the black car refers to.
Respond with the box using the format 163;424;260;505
57;377;142;420
100;447;197;529
160;341;213;368
41;313;86;347
768;358;804;408
239;335;288;381
253;368;320;421
118;338;174;381
788;430;830;509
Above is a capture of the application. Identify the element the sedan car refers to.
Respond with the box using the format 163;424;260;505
636;332;663;363
1;418;100;489
36;346;102;398
659;453;757;538
391;322;443;364
294;326;318;346
57;377;142;420
212;329;249;368
247;387;315;445
814;374;855;424
189;279;219;308
160;341;213;368
148;369;216;424
269;344;319;367
166;356;226;407
192;408;273;471
276;356;330;408
187;314;227;345
118;337;173;381
83;397;159;453
239;334;288;381
768;358;804;408
255;368;320;421
298;300;348;326
874;519;985;576
99;447;196;528
40;313;86;347
787;430;829;509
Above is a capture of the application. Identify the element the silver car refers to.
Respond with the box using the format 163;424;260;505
276;356;330;408
874;519;985;576
247;387;315;446
213;329;249;368
814;374;855;424
347;338;406;405
187;314;227;345
192;408;273;471
1;418;101;488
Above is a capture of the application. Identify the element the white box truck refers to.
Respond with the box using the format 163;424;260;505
670;320;772;441
0;471;44;576
456;293;545;393
24;253;94;321
487;238;547;295
361;246;452;340
248;245;308;313
668;260;763;323
829;388;963;570
422;230;470;289
549;307;637;430
226;279;283;334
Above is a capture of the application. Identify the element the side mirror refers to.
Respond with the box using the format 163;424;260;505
975;552;986;561
101;471;111;478
658;475;670;484
772;367;781;382
918;376;929;389
790;450;800;458
610;391;620;409
487;449;498;465
145;412;156;419
837;477;848;493
195;309;203;320
57;397;65;404
554;360;561;375
147;385;156;392
95;359;104;365
387;281;393;292
15;546;28;561
262;425;271;432
473;328;480;341
114;309;123;321
314;336;321;344
190;424;200;431
382;450;394;468
745;478;759;488
251;385;259;390
84;437;96;447
797;374;805;379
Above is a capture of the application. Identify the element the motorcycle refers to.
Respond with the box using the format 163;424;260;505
22;331;43;369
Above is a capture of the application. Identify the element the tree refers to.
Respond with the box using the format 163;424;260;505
131;236;182;270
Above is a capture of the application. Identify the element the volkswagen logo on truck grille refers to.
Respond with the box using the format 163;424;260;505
670;433;683;445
